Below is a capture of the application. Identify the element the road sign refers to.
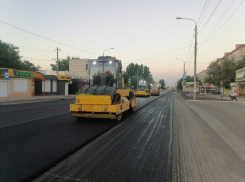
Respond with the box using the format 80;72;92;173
200;87;207;94
4;72;9;80
183;75;187;79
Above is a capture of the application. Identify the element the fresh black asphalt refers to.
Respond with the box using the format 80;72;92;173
36;92;173;182
0;93;166;182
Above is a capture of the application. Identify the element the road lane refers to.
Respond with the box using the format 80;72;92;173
0;91;167;182
35;92;173;182
172;93;245;182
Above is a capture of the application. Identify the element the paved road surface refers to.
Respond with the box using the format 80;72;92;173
172;94;245;182
0;91;166;182
36;92;173;182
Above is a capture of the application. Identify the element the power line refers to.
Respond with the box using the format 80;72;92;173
197;0;209;25
0;20;99;55
21;57;53;61
185;30;195;61
151;62;183;69
198;0;223;33
124;45;193;64
18;46;53;52
204;0;236;41
199;0;244;48
150;61;210;69
198;0;213;26
184;0;210;76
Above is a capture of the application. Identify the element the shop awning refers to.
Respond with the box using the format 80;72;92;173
33;72;45;80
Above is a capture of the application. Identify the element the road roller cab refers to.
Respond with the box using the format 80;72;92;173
135;80;150;97
150;82;160;96
70;56;137;121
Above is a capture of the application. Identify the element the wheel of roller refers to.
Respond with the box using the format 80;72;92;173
116;113;123;121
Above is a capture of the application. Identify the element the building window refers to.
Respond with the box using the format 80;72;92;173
42;80;51;92
53;80;57;92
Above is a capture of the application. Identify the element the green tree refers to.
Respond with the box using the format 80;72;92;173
21;60;41;71
159;79;165;89
236;56;245;70
204;61;221;86
221;57;237;88
0;40;41;71
50;56;70;71
124;62;153;88
0;40;22;69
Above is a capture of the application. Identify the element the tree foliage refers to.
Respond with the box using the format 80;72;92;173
221;57;237;88
204;57;245;88
204;61;221;86
236;56;245;70
50;57;70;71
123;63;154;89
159;79;165;89
0;40;41;71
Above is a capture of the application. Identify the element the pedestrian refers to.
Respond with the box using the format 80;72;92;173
231;92;237;101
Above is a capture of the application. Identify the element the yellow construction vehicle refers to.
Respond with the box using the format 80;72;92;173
70;56;137;121
150;82;160;96
135;80;150;97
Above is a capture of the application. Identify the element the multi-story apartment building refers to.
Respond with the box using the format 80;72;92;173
216;44;245;64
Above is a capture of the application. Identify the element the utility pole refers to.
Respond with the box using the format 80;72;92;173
194;24;197;100
176;58;186;91
54;47;61;76
183;61;185;92
183;61;185;76
176;17;197;100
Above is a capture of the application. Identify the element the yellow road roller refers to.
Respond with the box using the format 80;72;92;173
150;82;160;96
70;56;137;121
135;80;150;97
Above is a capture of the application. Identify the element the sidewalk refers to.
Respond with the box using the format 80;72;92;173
197;94;245;103
0;95;75;105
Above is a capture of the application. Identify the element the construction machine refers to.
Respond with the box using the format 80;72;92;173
70;56;137;121
135;80;150;97
150;82;160;96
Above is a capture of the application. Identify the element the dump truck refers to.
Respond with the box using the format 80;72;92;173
135;80;150;97
150;82;160;96
70;56;137;121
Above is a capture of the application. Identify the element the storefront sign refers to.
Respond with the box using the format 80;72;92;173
15;71;31;77
57;75;71;80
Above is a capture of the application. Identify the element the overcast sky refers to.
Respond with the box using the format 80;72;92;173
0;0;244;86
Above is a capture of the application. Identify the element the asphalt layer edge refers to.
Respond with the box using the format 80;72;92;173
28;92;169;182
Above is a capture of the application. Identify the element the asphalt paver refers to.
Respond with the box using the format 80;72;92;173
35;92;173;182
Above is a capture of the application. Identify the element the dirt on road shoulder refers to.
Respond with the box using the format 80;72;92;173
172;94;245;182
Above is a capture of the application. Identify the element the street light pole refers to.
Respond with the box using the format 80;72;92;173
176;58;185;75
103;48;114;57
177;58;186;91
54;47;61;76
176;17;197;100
194;23;197;100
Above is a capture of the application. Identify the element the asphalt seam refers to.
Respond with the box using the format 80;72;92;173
45;173;87;182
37;92;172;181
0;112;70;128
29;92;169;181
